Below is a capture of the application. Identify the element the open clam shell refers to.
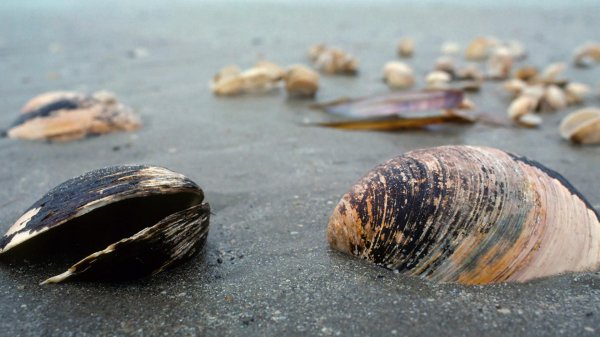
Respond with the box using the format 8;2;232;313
0;165;209;284
327;145;600;285
6;91;141;142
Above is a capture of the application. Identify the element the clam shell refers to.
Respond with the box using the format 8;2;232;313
327;145;600;284
6;91;140;142
0;165;209;284
559;107;600;144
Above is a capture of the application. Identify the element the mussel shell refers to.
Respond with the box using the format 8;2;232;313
0;165;209;284
327;145;600;284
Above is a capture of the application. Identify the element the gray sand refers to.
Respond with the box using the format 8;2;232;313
0;1;599;336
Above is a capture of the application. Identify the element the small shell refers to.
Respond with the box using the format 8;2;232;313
541;62;566;84
508;95;537;120
0;165;209;284
564;82;590;105
465;37;493;61
6;91;141;142
441;41;460;55
517;113;542;128
285;64;320;97
503;79;527;96
542;85;567;111
210;65;244;95
505;40;527;60
210;63;282;96
425;71;451;89
383;62;415;89
397;38;415;58
255;60;286;81
559;107;600;144
455;64;484;82
327;145;600;284
487;47;513;80
309;45;358;75
514;66;539;82
573;42;600;68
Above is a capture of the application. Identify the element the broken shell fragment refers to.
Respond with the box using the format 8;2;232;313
397;38;415;58
7;91;141;142
383;62;415;89
573;42;600;68
327;145;600;284
0;165;210;284
559;107;600;144
284;64;320;97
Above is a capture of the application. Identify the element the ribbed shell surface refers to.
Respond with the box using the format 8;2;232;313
327;145;600;284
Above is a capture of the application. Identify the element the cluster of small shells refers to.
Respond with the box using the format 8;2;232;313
210;61;319;97
503;63;590;127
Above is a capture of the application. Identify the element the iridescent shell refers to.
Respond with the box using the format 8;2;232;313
327;145;599;284
0;165;209;284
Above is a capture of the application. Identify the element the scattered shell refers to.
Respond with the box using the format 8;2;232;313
573;42;600;68
455;64;484;82
284;64;320;97
326;145;600;284
541;62;566;84
425;71;451;89
397;38;415;58
508;95;538;120
210;62;283;96
542;85;567;111
6;91;141;142
255;60;286;81
383;62;415;89
210;65;244;95
441;41;460;55
517;113;542;128
559;107;600;144
503;79;527;96
564;82;590;105
487;47;513;80
465;37;494;61
514;66;539;82
0;165;210;284
309;44;358;74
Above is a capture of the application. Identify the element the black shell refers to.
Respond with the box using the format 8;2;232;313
0;165;209;284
